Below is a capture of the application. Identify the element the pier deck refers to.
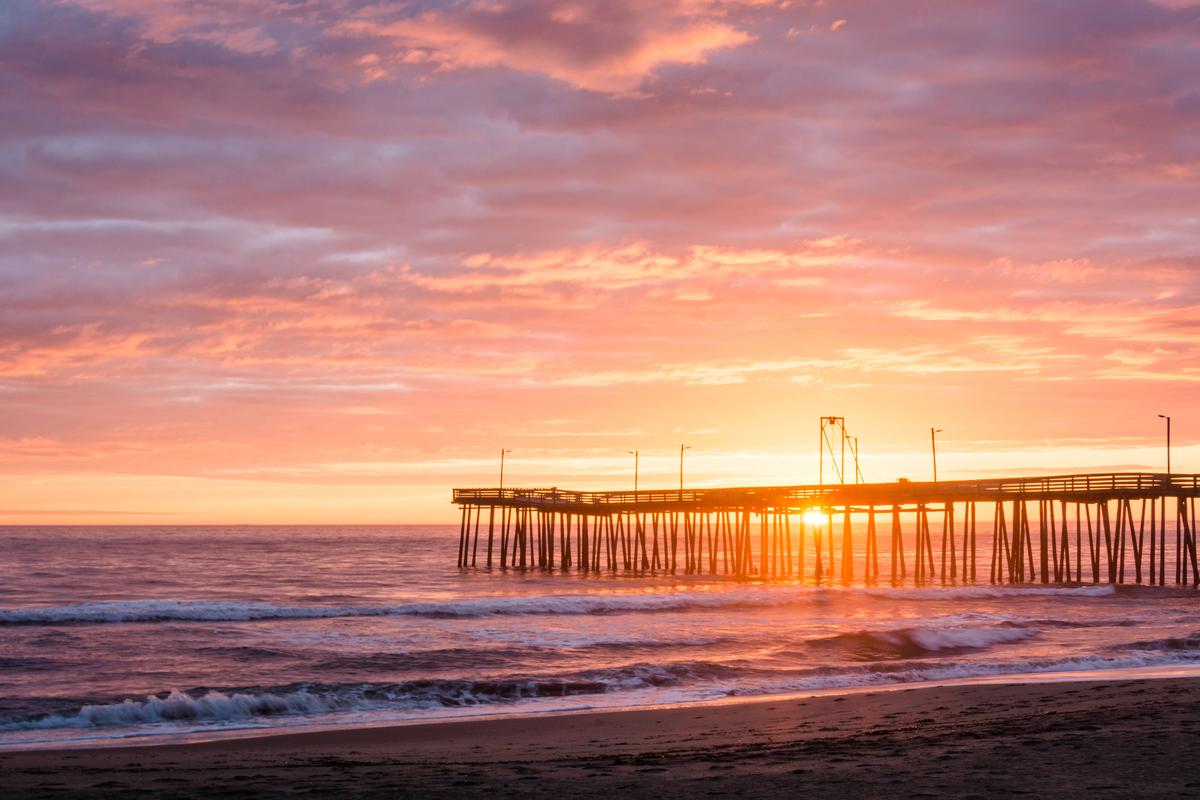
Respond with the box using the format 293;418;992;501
452;472;1200;586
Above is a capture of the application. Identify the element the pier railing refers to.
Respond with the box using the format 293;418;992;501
454;472;1199;509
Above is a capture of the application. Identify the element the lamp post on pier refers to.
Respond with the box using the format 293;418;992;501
1158;415;1171;474
853;436;861;484
931;428;943;482
680;445;692;499
626;450;639;497
498;448;512;492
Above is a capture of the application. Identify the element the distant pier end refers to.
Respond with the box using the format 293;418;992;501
452;473;1200;586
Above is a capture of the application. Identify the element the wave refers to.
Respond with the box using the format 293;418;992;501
0;592;803;625
860;585;1117;600
0;678;607;732
0;657;63;672
1117;632;1200;652
196;646;303;662
0;583;1125;626
812;626;1037;660
0;661;739;733
9;645;1200;736
580;660;744;689
310;646;552;673
720;651;1200;699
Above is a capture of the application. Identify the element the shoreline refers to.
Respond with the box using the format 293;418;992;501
6;674;1200;797
5;661;1200;755
6;662;1200;755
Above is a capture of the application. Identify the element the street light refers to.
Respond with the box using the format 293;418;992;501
1158;415;1171;474
853;436;862;484
498;448;512;491
931;428;944;482
680;444;692;497
626;449;639;496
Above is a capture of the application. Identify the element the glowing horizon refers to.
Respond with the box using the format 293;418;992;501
2;0;1198;524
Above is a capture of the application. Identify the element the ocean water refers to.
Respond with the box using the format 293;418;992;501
1;525;1199;751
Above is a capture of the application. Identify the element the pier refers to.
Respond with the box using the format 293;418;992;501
453;473;1200;586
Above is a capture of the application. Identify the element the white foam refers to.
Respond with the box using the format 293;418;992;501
4;646;1197;738
0;583;1122;626
0;674;656;733
861;584;1117;601
0;590;798;625
721;651;1200;698
882;626;1035;652
1;689;335;731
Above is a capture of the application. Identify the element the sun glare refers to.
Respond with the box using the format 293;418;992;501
801;509;830;527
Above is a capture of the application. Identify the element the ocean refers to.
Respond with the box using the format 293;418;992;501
1;525;1198;751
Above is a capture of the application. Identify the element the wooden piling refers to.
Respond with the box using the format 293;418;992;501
841;506;853;583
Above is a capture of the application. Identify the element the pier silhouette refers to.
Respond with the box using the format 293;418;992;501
453;473;1200;586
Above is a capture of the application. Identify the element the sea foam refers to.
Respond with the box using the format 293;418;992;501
818;625;1037;659
0;583;1121;626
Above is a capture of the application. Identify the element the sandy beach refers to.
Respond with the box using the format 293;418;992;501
5;677;1200;798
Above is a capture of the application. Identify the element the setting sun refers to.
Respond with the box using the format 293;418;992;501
802;509;831;527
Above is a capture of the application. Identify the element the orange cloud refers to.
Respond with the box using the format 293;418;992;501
337;2;755;93
404;239;857;298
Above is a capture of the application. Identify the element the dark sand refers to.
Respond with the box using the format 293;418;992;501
5;678;1200;798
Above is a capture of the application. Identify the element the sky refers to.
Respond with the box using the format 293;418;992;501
2;0;1199;523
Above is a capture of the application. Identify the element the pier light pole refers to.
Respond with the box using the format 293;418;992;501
626;450;639;497
498;448;512;492
931;428;943;482
1158;415;1171;474
680;445;692;499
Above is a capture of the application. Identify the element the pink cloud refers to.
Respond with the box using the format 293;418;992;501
336;1;756;93
60;0;285;52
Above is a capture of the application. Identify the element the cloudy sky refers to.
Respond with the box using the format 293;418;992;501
2;0;1199;522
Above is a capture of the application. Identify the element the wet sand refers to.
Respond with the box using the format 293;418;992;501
5;678;1200;798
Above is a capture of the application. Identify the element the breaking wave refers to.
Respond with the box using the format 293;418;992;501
0;593;792;625
0;662;737;733
813;626;1037;660
860;585;1118;601
0;679;604;732
8;646;1200;736
0;583;1123;626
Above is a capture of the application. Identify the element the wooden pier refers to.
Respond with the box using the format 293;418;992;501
453;473;1200;586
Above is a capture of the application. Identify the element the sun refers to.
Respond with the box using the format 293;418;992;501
802;509;830;527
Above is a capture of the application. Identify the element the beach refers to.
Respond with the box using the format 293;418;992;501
6;677;1200;798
